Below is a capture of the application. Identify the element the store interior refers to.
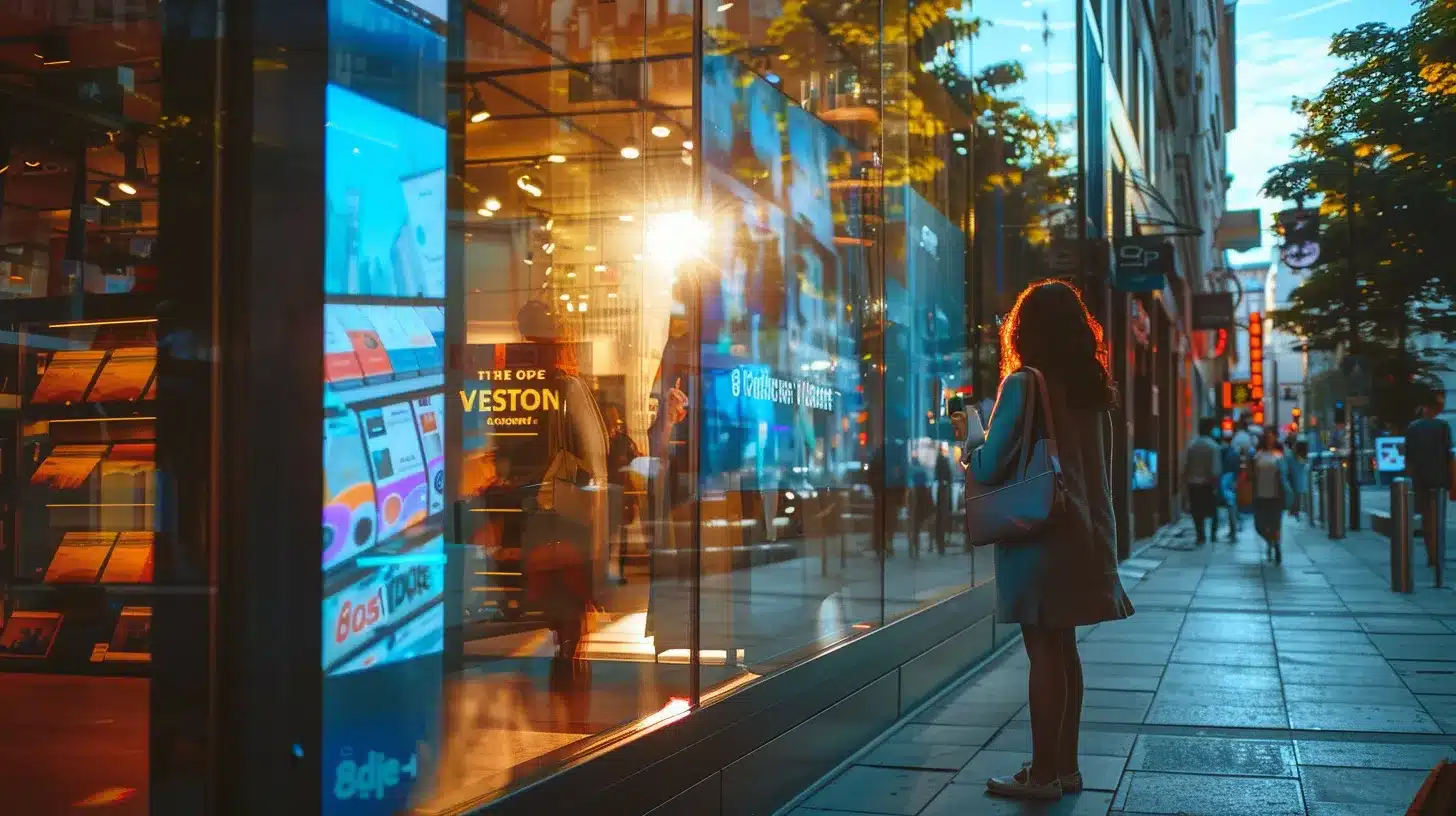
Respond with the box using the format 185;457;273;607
0;6;166;814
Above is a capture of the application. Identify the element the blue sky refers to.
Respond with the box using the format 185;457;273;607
1226;0;1417;264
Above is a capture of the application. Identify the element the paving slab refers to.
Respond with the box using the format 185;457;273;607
1111;770;1305;815
1286;701;1442;733
1294;739;1456;770
1300;766;1430;810
1390;660;1456;694
1126;734;1297;777
803;766;954;815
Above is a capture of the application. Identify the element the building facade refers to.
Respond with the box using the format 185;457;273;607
0;0;1230;814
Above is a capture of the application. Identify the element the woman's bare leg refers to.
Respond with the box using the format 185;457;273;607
1021;624;1069;783
1057;629;1084;778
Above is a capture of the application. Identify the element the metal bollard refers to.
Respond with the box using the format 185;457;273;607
1391;478;1413;592
1328;464;1347;540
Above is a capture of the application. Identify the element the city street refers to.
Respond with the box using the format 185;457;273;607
786;517;1456;815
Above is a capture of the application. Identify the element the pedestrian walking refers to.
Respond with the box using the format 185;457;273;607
934;447;953;554
1184;418;1223;545
1252;429;1293;564
1405;393;1453;569
1288;441;1310;521
951;279;1132;802
1219;433;1242;540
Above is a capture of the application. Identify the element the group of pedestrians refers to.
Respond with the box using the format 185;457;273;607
1184;419;1308;563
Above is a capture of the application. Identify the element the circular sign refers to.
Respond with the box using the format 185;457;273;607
1280;240;1321;269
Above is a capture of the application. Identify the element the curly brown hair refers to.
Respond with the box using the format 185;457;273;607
999;278;1118;412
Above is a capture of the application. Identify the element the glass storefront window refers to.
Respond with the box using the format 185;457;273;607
317;0;1051;812
0;3;218;813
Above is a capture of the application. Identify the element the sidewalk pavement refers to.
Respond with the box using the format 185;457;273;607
783;517;1456;816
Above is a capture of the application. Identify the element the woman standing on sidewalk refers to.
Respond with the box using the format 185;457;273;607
1252;429;1293;564
951;280;1134;801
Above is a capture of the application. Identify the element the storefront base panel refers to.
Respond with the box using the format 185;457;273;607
472;581;999;816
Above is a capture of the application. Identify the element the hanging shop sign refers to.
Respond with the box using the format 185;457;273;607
1249;312;1265;425
1191;292;1234;331
1277;207;1321;269
1113;236;1171;292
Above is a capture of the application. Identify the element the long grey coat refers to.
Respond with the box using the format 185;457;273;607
962;371;1134;626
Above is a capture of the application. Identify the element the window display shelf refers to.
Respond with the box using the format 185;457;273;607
2;317;159;673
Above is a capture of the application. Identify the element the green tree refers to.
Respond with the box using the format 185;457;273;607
1264;2;1456;423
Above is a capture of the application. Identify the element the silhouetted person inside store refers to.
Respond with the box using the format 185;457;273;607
1405;393;1452;569
934;446;953;554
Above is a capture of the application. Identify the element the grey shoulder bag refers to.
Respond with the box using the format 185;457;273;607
964;367;1068;546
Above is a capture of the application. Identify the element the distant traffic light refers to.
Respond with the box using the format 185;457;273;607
1291;407;1302;419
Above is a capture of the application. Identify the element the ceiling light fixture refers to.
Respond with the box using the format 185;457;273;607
651;124;672;139
23;160;41;169
717;2;734;10
547;153;567;164
594;263;608;273
619;214;634;222
484;196;502;212
516;174;543;197
467;85;491;123
681;140;694;150
620;140;642;160
94;183;113;207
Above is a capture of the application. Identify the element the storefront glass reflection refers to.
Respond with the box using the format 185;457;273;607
315;0;1081;811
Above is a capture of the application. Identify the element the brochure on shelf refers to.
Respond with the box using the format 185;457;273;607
30;444;109;489
44;531;120;583
330;304;395;383
325;308;368;387
324;411;379;571
411;394;445;514
100;531;155;583
105;606;153;661
0;610;63;658
360;402;429;541
415;305;445;352
87;347;156;402
393;306;442;373
32;350;107;404
364;306;422;380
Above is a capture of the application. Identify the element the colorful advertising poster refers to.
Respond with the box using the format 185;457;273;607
324;85;446;298
87;347;156;402
32;350;106;404
324;412;378;571
359;403;429;542
411;394;445;515
323;536;444;672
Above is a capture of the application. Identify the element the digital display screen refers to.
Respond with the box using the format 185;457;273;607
325;84;447;298
1132;449;1158;491
699;55;870;490
324;1;447;810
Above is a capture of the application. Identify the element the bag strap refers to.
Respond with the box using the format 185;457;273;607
1013;371;1039;476
1020;367;1063;477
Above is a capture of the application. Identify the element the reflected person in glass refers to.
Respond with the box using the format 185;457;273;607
951;280;1133;801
